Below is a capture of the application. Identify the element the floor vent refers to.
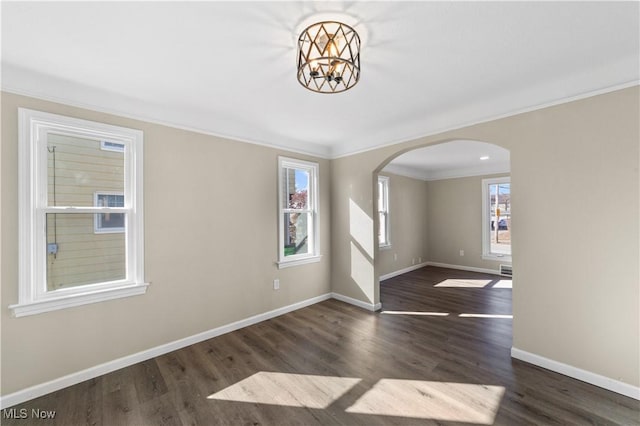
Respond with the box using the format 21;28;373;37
500;264;513;277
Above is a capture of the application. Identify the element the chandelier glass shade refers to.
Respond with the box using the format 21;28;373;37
297;21;361;93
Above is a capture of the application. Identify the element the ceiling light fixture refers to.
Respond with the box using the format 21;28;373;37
480;156;490;160
297;21;360;93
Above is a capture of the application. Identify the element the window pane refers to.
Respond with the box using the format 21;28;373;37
378;212;387;244
48;133;124;206
283;212;310;257
489;183;511;256
283;167;309;209
46;213;126;291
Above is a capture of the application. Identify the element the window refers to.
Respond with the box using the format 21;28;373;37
378;175;390;247
277;157;320;268
482;177;511;261
94;192;125;233
12;108;146;317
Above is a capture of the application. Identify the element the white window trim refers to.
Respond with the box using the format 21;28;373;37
378;175;391;248
481;176;512;262
277;157;321;269
94;191;126;233
11;108;147;317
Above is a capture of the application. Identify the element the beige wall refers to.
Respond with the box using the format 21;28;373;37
1;92;331;395
2;86;638;397
331;87;639;387
377;173;429;277
426;174;509;271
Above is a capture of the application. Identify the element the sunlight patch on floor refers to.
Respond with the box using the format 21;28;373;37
434;279;493;288
492;279;512;288
207;372;361;409
346;379;505;424
459;313;513;319
381;311;449;316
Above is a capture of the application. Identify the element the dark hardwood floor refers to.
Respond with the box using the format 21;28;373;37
4;266;639;425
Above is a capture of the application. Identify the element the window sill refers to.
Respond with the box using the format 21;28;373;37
482;254;512;263
9;282;149;317
277;255;322;269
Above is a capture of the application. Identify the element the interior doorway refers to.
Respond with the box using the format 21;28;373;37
373;139;513;308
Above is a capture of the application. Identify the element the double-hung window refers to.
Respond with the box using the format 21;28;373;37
277;157;320;268
378;175;390;247
12;109;146;317
482;177;511;261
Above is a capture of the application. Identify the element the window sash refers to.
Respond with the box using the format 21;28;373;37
378;176;390;246
14;108;145;316
481;177;511;261
278;157;319;266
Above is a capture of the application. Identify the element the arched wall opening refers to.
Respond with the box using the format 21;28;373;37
372;139;512;310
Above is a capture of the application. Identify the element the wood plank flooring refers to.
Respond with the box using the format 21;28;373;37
3;266;639;425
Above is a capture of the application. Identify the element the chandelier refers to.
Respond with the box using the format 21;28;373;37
297;21;361;93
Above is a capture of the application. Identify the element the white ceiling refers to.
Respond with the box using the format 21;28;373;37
2;2;638;159
383;140;509;181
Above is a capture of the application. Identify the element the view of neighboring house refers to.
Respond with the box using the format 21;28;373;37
46;134;125;290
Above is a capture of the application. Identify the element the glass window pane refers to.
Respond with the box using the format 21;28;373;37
283;167;309;209
46;213;126;291
283;212;310;257
378;212;387;244
489;183;511;256
48;133;124;206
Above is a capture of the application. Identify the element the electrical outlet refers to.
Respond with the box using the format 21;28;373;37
412;258;416;265
273;279;280;290
418;257;422;263
394;253;398;261
459;250;464;256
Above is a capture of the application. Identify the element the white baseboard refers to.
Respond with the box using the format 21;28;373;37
0;293;332;409
331;292;381;311
511;347;640;400
425;261;500;276
379;262;429;281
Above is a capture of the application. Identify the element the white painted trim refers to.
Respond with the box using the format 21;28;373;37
9;283;148;317
511;347;640;400
276;255;322;269
3;64;636;161
331;292;381;312
0;293;332;409
14;108;145;317
1;66;331;160
383;162;511;182
332;80;640;158
379;262;429;281
425;261;501;276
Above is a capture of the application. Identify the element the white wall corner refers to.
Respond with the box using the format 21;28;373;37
379;262;429;281
331;292;380;311
511;347;640;400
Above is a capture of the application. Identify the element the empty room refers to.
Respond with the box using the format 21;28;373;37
1;2;639;425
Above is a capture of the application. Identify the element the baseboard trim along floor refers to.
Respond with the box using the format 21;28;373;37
511;347;640;400
0;291;386;409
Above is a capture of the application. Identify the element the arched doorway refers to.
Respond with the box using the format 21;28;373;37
373;139;513;316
